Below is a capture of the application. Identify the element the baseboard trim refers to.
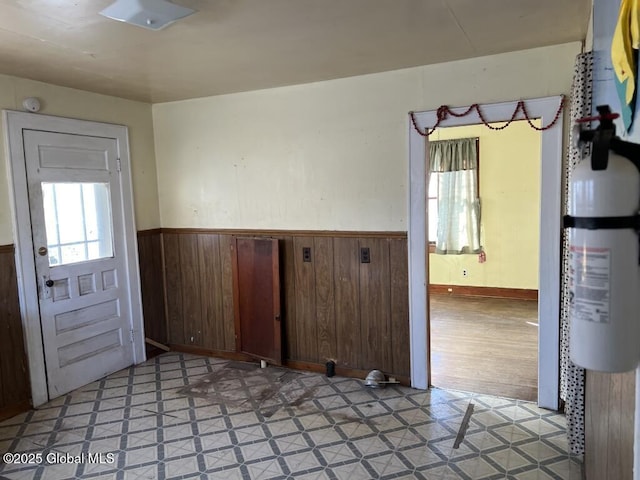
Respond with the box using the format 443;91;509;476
168;345;411;386
0;400;31;422
0;244;14;254
429;284;538;301
169;344;256;362
285;360;411;387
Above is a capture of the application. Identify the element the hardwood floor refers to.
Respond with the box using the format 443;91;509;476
429;294;538;402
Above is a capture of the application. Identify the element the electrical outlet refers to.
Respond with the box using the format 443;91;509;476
360;247;370;263
462;269;468;277
302;247;312;263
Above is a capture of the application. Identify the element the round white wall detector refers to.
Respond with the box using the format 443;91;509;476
22;97;41;113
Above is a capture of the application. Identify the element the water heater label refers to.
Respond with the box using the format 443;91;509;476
570;246;610;324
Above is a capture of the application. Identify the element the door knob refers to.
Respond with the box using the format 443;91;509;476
38;246;48;256
45;279;54;288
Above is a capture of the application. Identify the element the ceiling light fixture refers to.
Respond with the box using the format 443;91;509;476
99;0;196;31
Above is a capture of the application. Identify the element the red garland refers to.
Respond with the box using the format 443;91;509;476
409;96;565;137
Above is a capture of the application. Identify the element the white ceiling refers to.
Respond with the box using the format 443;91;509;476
0;0;591;103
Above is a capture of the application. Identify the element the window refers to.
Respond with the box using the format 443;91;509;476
428;137;481;254
427;172;439;248
42;182;114;266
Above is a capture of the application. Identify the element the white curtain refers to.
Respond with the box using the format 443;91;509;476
429;138;481;254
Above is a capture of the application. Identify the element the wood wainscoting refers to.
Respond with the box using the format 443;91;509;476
137;229;168;357
585;370;634;480
137;229;410;380
0;245;31;421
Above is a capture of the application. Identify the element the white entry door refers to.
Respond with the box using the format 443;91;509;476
24;130;134;398
5;111;145;406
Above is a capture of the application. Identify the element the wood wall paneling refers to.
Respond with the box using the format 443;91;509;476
390;239;410;377
197;234;223;351
314;237;337;363
585;370;634;480
163;233;184;345
219;235;237;351
334;238;362;369
136;231;167;347
293;236;318;363
180;235;202;345
359;238;392;371
156;230;410;378
0;245;31;418
280;236;298;361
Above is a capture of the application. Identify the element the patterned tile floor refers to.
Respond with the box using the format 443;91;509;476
0;353;582;480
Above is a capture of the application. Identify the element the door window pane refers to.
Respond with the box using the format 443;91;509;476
42;183;114;266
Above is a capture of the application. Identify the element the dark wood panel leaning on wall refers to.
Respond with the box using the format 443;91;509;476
137;229;411;382
0;245;31;421
162;232;236;352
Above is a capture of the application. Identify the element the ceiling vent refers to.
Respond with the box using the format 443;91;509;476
99;0;196;31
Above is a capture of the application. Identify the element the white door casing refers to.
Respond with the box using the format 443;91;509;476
4;111;146;407
407;96;563;410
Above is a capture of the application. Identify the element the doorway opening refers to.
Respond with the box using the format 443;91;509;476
408;96;564;409
427;120;541;402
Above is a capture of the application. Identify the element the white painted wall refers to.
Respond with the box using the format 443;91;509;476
0;42;582;245
0;74;159;245
153;42;581;231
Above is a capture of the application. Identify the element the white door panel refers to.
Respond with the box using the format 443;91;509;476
24;129;135;399
5;111;145;407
